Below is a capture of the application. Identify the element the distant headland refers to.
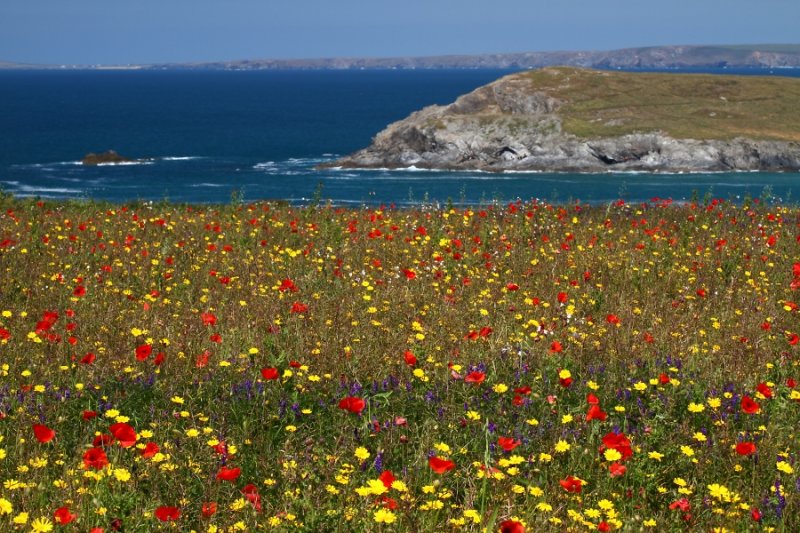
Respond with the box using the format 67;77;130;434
329;67;800;173
3;44;800;70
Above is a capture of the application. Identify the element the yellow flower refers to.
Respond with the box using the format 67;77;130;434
466;410;481;421
0;497;12;515
535;502;553;512
603;448;622;461
390;480;408;492
113;468;131;482
30;517;54;533
648;451;664;461
373;508;396;524
633;381;647;392
170;396;184;404
554;440;571;453
493;383;509;394
561;414;573;424
707;397;721;409
687;403;705;413
13;512;28;525
354;447;370;461
680;445;695;457
558;369;572;380
777;461;794;474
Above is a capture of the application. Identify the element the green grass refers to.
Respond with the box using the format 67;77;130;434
502;67;800;141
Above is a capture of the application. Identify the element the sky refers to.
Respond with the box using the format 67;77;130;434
1;0;798;65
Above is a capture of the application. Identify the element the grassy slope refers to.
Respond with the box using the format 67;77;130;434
514;67;800;141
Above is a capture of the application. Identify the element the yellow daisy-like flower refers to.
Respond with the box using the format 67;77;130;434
648;451;664;461
603;448;623;461
687;403;705;413
0;497;12;515
554;440;571;453
373;508;396;524
777;461;794;474
354;447;370;461
30;517;54;533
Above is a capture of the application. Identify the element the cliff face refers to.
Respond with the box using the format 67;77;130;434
331;68;800;172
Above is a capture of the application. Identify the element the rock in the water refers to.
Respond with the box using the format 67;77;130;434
82;150;135;166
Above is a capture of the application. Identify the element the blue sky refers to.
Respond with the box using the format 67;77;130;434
1;0;798;64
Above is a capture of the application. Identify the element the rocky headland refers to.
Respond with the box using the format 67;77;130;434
330;67;800;172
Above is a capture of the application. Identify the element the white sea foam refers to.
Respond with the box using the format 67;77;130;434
189;183;226;188
15;184;83;194
162;156;201;161
96;161;154;167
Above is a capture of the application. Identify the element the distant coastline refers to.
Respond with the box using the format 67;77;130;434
3;44;800;71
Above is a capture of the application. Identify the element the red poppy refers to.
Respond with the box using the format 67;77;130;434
402;269;416;279
587;393;600;405
73;285;86;297
290;302;308;314
154;506;180;522
201;502;217;518
497;437;521;452
789;333;799;346
609;462;627;477
278;278;298;292
54;506;76;525
606;314;620;325
514;386;532;395
32;424;55;443
669;498;690;512
201;312;217;326
600;432;633;460
598;521;610;532
751;508;762;522
506;283;519;291
403;350;417;366
338;396;366;415
428;456;455;474
109;423;137;447
378;470;396;488
788;377;797;389
80;352;96;364
559;475;583;493
464;371;485;384
557;292;568;303
741;395;761;414
82;410;98;421
216;466;241;482
549;341;563;353
93;433;114;447
586;404;608;422
499;520;526;533
260;367;279;380
478;326;493;338
141;442;160;458
658;373;670;385
735;441;757;456
559;376;573;387
135;344;152;361
154;352;165;365
196;350;211;368
756;382;773;398
241;484;262;511
83;447;109;469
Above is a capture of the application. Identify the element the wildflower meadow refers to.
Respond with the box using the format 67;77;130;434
0;193;798;532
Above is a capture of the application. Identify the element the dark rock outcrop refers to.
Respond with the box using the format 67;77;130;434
82;150;135;166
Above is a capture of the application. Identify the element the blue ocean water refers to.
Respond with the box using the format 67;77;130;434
1;68;799;205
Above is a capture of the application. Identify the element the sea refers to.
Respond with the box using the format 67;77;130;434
1;67;799;206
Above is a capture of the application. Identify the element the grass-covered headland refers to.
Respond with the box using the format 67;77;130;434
0;194;799;532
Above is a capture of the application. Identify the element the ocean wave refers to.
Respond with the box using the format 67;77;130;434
13;184;83;194
188;183;227;188
161;156;202;161
96;161;154;167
